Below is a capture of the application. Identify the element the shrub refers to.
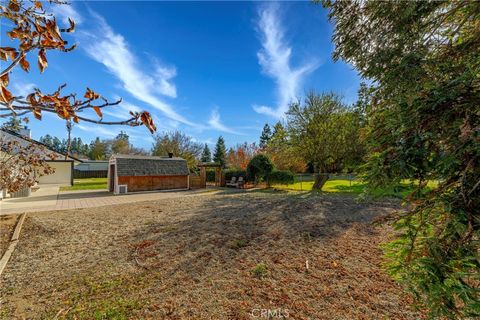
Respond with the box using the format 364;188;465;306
251;263;268;279
267;170;295;185
205;170;216;182
224;169;247;181
230;239;248;250
246;154;274;184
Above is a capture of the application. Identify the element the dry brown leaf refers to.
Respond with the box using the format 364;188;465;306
8;0;19;12
66;18;75;33
33;108;41;120
140;111;157;133
84;87;100;100
0;84;13;103
93;106;103;118
19;55;29;72
0;47;18;60
0;74;9;86
38;49;47;73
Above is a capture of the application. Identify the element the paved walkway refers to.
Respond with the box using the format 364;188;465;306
0;186;227;215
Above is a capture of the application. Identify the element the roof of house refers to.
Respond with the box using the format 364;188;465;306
0;128;82;162
111;154;189;176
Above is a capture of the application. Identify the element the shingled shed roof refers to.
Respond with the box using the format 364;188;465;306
111;154;189;177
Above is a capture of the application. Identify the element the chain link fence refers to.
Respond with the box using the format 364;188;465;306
273;173;359;191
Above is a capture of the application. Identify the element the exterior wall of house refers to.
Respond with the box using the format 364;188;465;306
117;175;188;192
38;161;73;185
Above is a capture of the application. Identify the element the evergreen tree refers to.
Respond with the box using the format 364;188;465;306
51;137;62;152
324;1;480;316
213;136;227;168
271;122;286;143
88;137;108;160
1;116;22;132
59;139;68;154
200;143;212;162
40;135;54;148
259;123;272;149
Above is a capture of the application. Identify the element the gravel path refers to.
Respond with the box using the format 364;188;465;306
0;191;423;319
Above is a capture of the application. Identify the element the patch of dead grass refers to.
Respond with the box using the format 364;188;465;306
0;192;424;319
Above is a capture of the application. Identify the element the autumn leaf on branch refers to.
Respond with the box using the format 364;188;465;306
0;0;156;133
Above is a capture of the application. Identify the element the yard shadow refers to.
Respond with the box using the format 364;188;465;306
130;191;400;278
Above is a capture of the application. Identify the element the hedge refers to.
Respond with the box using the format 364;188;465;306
267;170;295;185
224;169;248;182
206;170;216;182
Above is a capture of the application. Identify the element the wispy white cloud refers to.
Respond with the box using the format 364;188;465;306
76;124;117;138
254;4;319;118
208;108;241;135
10;81;36;98
191;137;215;145
50;3;84;26
153;63;177;98
101;99;142;120
79;10;194;126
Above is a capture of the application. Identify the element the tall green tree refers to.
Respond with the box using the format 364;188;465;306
39;134;54;148
52;137;62;153
213;136;227;168
151;131;202;170
287;92;361;189
259;123;272;149
88;137;108;160
265;122;306;173
110;131;131;155
324;1;480;317
200;143;212;163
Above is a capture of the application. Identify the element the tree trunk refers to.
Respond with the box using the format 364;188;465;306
312;173;329;190
65;120;72;160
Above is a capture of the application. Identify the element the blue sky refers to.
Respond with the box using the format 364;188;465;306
1;1;361;150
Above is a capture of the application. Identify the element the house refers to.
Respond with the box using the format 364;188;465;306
0;128;81;187
108;154;189;194
74;160;109;178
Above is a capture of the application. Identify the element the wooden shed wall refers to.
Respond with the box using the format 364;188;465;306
118;175;188;192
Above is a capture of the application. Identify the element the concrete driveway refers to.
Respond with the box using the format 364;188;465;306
0;185;60;215
0;186;222;215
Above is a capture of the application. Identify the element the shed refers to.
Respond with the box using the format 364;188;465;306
108;154;189;194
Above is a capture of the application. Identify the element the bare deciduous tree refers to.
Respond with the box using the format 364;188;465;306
0;138;55;193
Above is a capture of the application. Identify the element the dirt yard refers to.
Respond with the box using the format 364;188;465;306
0;214;18;256
0;190;423;319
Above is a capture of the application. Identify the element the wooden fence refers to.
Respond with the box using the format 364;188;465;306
189;175;205;189
74;170;108;179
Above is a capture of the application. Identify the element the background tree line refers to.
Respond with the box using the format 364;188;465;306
35;131;147;160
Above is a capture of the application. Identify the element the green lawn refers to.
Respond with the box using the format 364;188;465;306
272;179;438;198
60;178;108;191
62;177;436;198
